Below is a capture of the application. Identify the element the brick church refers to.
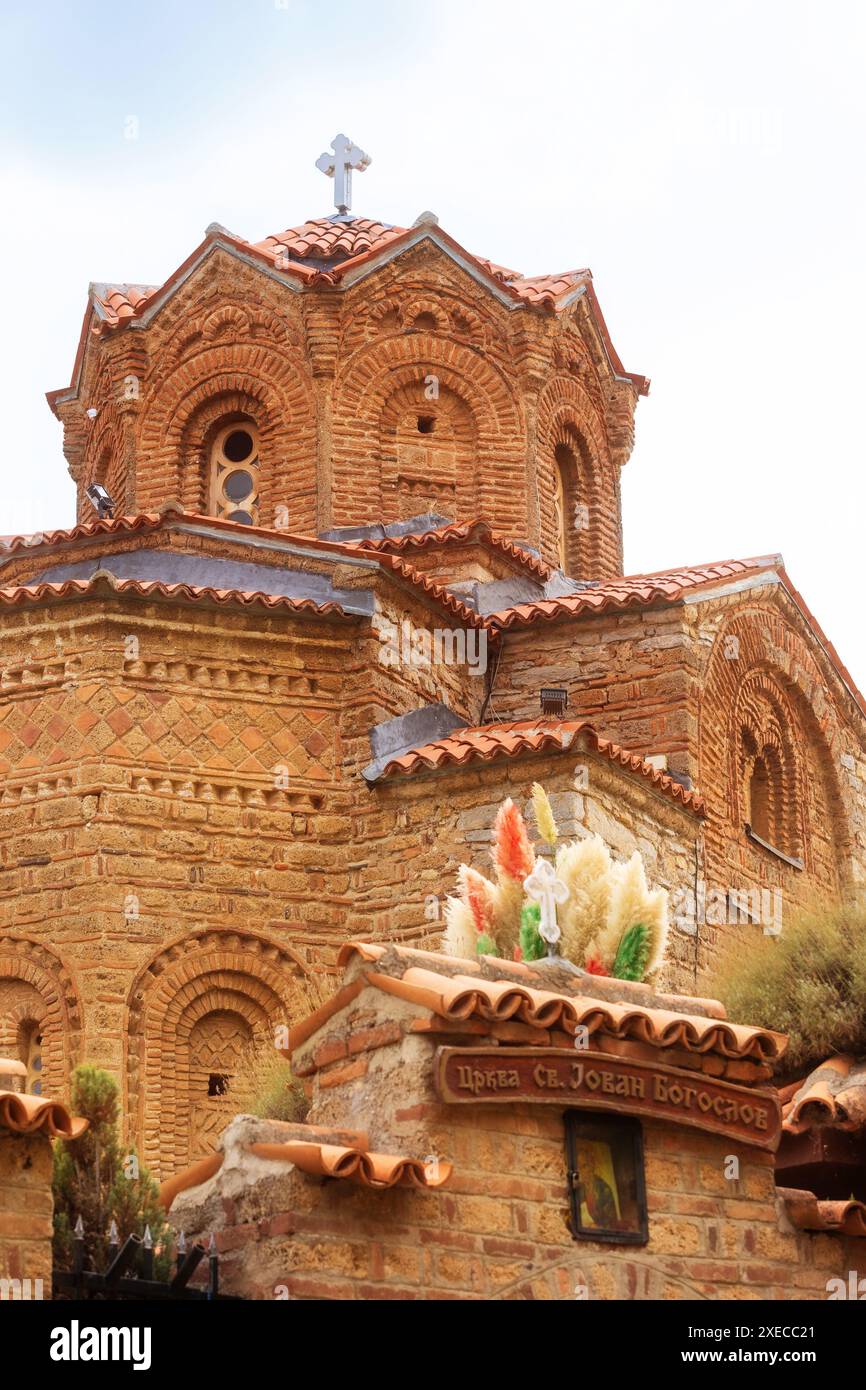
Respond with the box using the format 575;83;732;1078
1;138;864;1180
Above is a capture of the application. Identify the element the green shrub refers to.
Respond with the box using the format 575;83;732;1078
53;1064;172;1278
711;896;866;1074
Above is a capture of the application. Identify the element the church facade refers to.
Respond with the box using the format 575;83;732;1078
1;161;864;1177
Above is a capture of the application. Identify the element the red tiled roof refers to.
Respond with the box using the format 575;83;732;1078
489;556;783;628
0;573;353;620
295;943;786;1064
485;554;866;722
0;1088;87;1139
0;510;488;631
92;283;159;327
248;1140;452;1189
54;217;647;402
369;717;705;812
365;966;783;1059
779;1186;866;1239
253;217;406;267
782;1055;866;1134
349;518;553;580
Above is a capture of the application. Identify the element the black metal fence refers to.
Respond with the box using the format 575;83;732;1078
53;1223;240;1301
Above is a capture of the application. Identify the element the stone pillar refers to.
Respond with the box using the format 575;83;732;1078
0;1124;54;1297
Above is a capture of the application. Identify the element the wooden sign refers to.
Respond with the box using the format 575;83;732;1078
434;1047;782;1151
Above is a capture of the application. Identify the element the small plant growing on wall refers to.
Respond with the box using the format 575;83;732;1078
53;1064;172;1277
443;784;669;982
234;1041;310;1124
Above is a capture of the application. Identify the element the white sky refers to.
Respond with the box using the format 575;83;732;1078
1;0;864;688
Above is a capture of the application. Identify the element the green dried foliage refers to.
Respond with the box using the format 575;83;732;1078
711;896;866;1073
53;1065;172;1277
611;923;651;982
519;902;545;962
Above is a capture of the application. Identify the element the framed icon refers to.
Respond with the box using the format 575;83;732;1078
565;1111;648;1245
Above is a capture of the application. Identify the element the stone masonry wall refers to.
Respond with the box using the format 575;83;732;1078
0;1124;53;1295
490;584;866;977
170;1024;863;1302
346;742;703;995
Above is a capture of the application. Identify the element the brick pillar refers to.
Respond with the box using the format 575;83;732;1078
0;1124;54;1296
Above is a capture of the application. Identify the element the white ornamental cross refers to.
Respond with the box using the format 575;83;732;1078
523;859;569;946
315;134;371;216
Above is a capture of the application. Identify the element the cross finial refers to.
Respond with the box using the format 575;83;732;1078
316;134;371;218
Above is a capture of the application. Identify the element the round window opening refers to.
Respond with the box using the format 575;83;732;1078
228;509;254;525
224;469;254;502
223;429;255;463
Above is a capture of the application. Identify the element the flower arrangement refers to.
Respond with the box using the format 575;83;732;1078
443;783;669;982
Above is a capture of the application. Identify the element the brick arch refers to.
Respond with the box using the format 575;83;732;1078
734;670;803;857
332;335;525;534
536;376;619;579
135;345;317;530
492;1249;708;1300
0;939;82;1098
125;930;315;1177
81;402;126;517
379;379;479;520
178;391;263;515
699;607;851;894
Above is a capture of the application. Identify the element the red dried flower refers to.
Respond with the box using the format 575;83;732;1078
493;798;534;882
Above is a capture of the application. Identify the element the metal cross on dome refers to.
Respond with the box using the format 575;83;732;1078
316;134;371;218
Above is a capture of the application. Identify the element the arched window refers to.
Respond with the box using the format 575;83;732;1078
748;754;771;841
737;677;801;861
187;1010;254;1161
209;421;260;525
18;1019;43;1096
554;441;583;574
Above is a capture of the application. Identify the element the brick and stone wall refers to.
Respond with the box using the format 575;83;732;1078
53;243;637;577
349;741;703;995
0;1125;54;1295
490;582;866;973
168;975;863;1301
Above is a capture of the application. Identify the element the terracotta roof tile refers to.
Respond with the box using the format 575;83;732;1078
779;1186;866;1238
362;965;784;1060
337;941;728;1017
248;1140;451;1189
91;283;159;327
369;717;705;813
0;1089;87;1139
348;518;553;580
158;1152;224;1210
253;217;406;269
0;510;487;630
489;556;783;628
294;943;785;1065
158;1129;449;1209
782;1055;866;1133
0;573;353;621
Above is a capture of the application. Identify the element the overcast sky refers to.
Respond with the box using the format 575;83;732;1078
1;0;863;688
